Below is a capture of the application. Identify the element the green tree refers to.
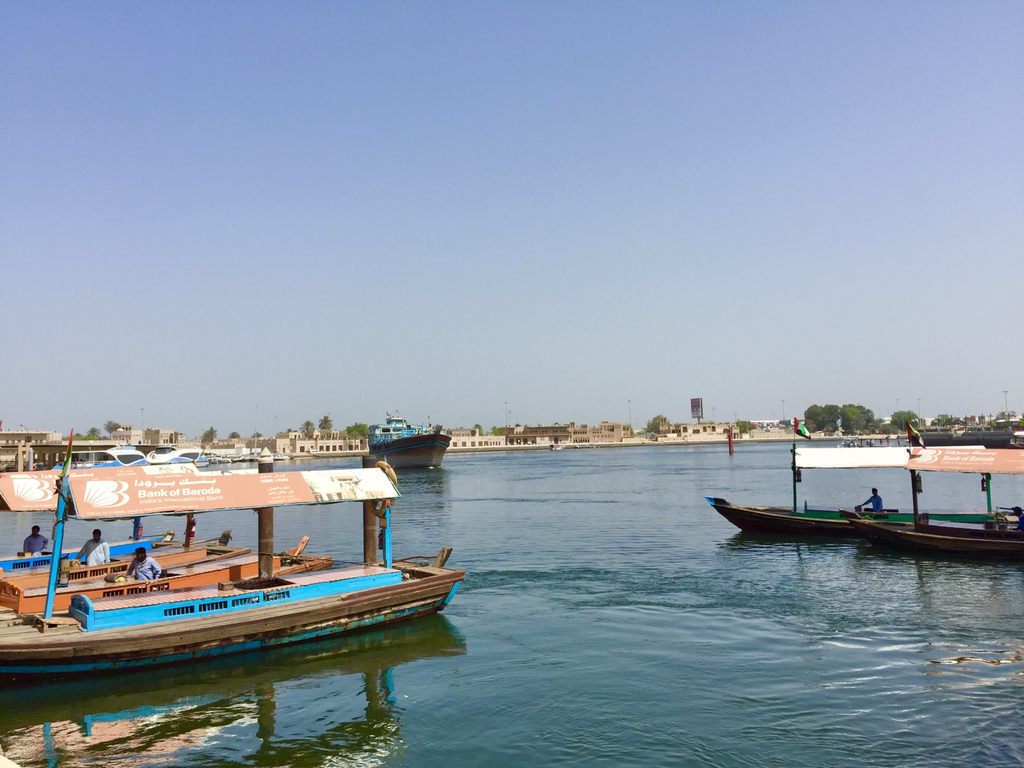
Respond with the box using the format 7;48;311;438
346;423;369;438
890;410;919;432
644;415;665;434
229;431;241;439
736;421;752;434
201;427;217;445
319;415;333;432
933;414;956;428
473;423;484;434
803;405;841;433
839;404;876;434
490;426;504;435
104;421;121;436
301;421;316;438
86;427;102;439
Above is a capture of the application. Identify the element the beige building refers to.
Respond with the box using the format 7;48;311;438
447;428;506;449
279;430;367;454
504;421;626;446
657;417;740;441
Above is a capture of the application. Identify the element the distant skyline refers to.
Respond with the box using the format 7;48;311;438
2;2;1021;439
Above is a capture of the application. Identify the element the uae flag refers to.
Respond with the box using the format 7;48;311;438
794;418;812;440
906;421;925;448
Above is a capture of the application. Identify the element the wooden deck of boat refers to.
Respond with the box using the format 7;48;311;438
15;553;261;599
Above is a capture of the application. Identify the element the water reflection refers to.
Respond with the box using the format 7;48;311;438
0;615;465;767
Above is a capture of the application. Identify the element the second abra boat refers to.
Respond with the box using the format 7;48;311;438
368;413;451;469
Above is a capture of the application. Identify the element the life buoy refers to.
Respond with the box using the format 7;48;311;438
370;461;397;517
375;461;397;489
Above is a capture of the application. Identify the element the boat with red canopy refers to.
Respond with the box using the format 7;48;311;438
0;450;463;678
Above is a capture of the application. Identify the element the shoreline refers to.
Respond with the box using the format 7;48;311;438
276;434;854;461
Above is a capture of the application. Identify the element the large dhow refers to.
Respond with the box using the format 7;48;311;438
844;448;1024;558
706;446;992;536
0;451;463;678
367;413;451;469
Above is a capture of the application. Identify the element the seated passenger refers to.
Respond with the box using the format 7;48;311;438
126;547;162;581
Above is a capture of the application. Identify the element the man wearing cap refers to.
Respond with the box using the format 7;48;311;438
23;525;48;555
126;547;162;581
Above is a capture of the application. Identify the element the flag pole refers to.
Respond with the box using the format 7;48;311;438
791;440;797;513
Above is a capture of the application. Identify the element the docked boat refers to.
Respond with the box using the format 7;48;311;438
844;447;1024;558
146;445;210;467
918;428;1015;449
0;452;463;677
368;414;451;469
65;445;149;469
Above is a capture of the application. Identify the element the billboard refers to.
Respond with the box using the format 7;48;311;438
691;398;703;421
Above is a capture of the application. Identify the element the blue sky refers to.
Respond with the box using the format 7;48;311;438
2;2;1021;437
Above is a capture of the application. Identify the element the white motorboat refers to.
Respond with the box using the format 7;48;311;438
146;446;210;467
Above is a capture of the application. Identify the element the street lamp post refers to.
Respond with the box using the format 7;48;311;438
1004;390;1009;418
505;402;508;428
628;400;631;431
782;400;785;421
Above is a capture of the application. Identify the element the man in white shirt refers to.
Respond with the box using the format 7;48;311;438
23;525;48;554
76;529;111;566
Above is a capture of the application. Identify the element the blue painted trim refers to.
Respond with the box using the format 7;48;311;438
442;581;460;606
69;571;404;631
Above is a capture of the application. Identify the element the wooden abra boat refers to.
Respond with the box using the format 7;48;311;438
706;446;996;537
0;451;463;678
845;513;1024;558
705;497;907;537
709;446;913;537
843;447;1024;558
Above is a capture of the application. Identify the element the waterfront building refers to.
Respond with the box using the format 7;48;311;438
447;428;506;450
503;421;626;446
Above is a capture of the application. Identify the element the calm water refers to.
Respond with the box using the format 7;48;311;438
3;443;1024;767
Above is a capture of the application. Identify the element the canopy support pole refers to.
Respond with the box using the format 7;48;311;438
362;455;378;564
256;449;275;579
791;442;798;514
43;500;67;620
985;472;993;512
910;469;920;522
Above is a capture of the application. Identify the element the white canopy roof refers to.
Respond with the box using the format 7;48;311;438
795;447;911;469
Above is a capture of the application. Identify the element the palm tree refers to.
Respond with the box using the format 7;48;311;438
87;427;102;439
201;427;217;446
104;421;121;437
301;421;316;438
319;415;333;433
